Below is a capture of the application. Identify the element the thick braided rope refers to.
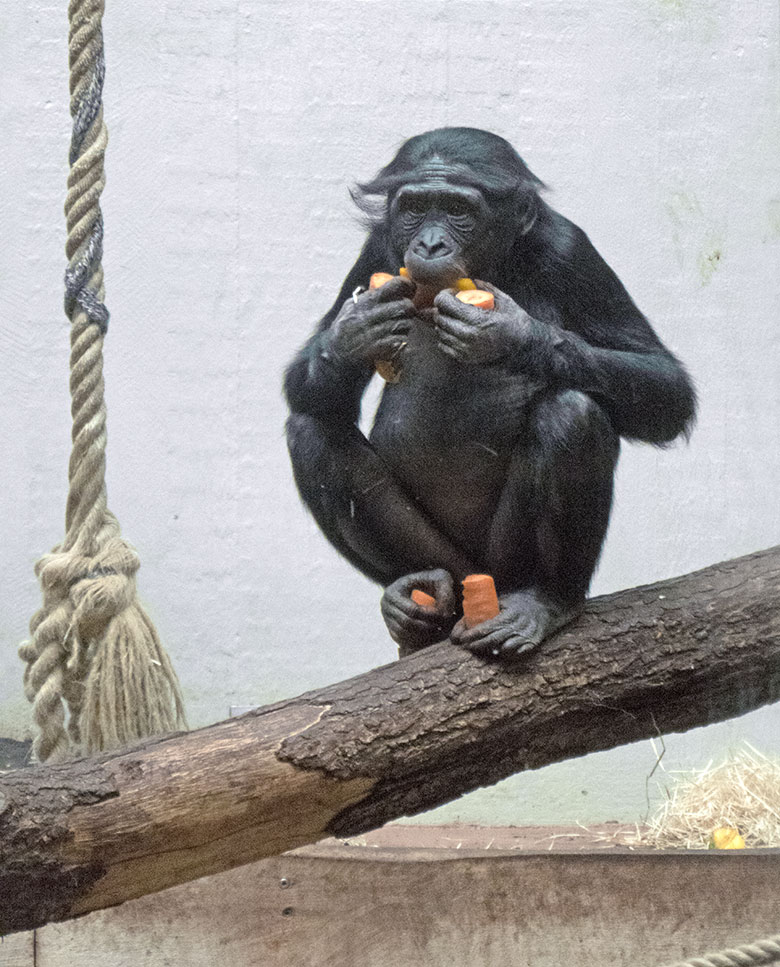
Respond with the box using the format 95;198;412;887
19;0;185;761
660;935;780;967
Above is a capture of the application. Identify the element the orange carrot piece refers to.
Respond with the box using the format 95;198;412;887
370;272;395;289
455;277;476;291
411;589;437;610
456;289;495;310
369;272;404;382
383;269;474;294
461;574;500;628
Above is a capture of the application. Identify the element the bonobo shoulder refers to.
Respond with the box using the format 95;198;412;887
534;205;595;263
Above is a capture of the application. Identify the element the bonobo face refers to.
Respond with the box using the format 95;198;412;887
389;172;493;288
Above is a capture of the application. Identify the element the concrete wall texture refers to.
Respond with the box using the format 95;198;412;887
1;0;778;825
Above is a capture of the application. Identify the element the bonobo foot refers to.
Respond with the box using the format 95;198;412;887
450;588;582;660
381;569;458;658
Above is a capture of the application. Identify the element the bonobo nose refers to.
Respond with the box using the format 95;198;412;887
413;230;453;260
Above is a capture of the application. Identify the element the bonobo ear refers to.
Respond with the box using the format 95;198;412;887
514;190;540;235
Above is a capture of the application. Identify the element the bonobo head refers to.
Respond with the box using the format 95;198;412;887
354;128;545;288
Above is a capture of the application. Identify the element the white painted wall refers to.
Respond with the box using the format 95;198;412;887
1;0;778;824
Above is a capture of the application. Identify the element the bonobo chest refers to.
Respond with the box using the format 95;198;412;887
368;316;545;552
370;313;544;452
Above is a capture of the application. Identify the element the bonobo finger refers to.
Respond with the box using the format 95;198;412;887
385;589;450;623
371;318;412;339
386;609;439;636
367;275;416;303
371;328;409;348
434;287;499;323
462;634;537;660
463;632;531;659
452;614;542;659
432;287;460;308
450;613;512;647
470;281;535;325
373;340;407;362
437;342;467;362
499;635;539;658
363;300;416;325
382;602;449;648
435;335;466;357
436;333;471;361
435;315;478;342
392;568;455;606
383;595;429;624
433;288;475;321
459;635;507;657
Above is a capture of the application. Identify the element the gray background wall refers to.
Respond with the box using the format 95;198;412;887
1;0;778;824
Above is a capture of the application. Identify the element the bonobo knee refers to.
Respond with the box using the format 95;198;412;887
536;390;618;462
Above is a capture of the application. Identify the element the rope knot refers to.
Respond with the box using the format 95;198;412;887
70;539;140;639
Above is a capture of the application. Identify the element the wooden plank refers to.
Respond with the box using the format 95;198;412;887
28;838;780;967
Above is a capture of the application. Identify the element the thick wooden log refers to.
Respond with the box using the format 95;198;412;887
1;546;779;935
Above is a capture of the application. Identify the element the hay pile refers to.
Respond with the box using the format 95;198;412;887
638;745;780;850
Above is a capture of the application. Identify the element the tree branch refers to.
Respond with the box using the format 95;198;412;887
2;546;779;935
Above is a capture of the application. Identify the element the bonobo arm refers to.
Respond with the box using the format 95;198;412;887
284;227;413;423
548;324;696;445
284;234;389;421
434;215;695;445
284;335;371;423
534;215;696;443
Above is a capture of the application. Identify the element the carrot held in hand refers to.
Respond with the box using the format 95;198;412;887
367;272;492;383
368;273;405;383
370;272;395;289
411;588;437;610
462;574;500;628
456;289;495;310
371;270;487;302
454;277;476;291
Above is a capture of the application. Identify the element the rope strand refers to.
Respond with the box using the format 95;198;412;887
660;935;780;967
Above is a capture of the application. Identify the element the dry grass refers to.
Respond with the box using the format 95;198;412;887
636;744;780;849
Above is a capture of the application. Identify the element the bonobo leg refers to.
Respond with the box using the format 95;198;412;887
452;390;619;659
286;414;475;651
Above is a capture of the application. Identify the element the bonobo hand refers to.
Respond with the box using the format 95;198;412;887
381;569;458;657
433;283;549;368
450;589;581;660
326;276;417;367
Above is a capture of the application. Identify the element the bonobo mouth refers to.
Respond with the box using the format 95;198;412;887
404;252;466;290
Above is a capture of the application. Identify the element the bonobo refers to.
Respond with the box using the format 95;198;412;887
284;128;695;660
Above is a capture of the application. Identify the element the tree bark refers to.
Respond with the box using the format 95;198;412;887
2;546;779;935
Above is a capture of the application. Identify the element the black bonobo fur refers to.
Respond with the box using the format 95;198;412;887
284;128;695;660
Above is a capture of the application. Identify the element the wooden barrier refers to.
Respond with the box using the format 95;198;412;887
4;826;779;967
